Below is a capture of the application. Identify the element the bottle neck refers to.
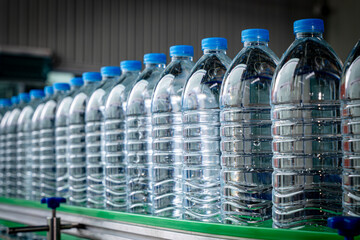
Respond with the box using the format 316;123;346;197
171;56;193;61
203;49;226;54
295;32;323;39
122;70;141;74
31;97;41;101
145;63;166;68
85;80;100;85
71;85;82;91
103;75;119;81
54;89;68;94
244;41;269;47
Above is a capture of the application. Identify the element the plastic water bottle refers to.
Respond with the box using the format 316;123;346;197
1;97;16;197
182;38;231;222
151;46;194;218
219;29;279;224
0;99;12;196
271;19;343;228
55;77;84;198
126;53;166;214
17;90;45;199
68;72;102;206
31;86;54;201
103;60;142;211
39;83;70;198
6;93;30;198
86;66;121;208
341;40;360;217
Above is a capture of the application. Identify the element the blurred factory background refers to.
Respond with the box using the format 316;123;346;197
0;0;358;98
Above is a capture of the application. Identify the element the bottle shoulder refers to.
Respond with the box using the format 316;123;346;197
87;88;106;111
341;40;360;101
277;37;343;74
182;53;231;111
32;103;45;124
228;46;279;74
18;105;35;124
191;52;232;73
151;61;194;114
271;38;342;105
220;46;278;109
6;108;21;126
103;73;139;112
126;67;165;115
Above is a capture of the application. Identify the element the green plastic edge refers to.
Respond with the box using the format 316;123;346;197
0;219;85;240
0;197;356;240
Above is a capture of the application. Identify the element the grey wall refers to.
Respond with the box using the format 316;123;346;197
0;0;351;73
328;0;360;62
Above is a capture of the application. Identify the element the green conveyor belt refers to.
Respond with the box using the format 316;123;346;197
0;197;356;240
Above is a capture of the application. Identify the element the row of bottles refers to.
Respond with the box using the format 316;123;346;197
0;18;359;229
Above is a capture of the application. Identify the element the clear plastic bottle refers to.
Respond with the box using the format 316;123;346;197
31;86;54;201
6;93;30;198
270;19;343;228
151;46;194;218
17;90;45;200
126;53;166;214
341;40;360;217
0;99;12;197
220;29;279;225
55;77;84;198
103;60;142;211
68;72;102;206
86;66;121;209
39;83;70;198
4;97;19;196
182;38;231;222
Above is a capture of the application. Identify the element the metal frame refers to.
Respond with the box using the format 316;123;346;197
0;203;253;240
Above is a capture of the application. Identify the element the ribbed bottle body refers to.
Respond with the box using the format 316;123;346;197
182;52;231;222
0;111;11;196
126;65;165;214
17;104;37;199
104;71;139;211
151;58;194;218
31;103;45;200
271;36;342;228
55;96;75;198
341;40;360;216
5;108;21;198
68;82;100;206
220;45;278;224
39;99;58;197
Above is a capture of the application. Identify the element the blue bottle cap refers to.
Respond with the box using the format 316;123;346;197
53;82;70;91
29;89;45;99
19;93;30;103
11;96;19;105
83;72;102;82
294;18;324;34
120;60;142;71
44;86;54;96
101;66;121;77
170;45;194;57
328;216;360;240
143;53;167;64
241;29;270;43
202;37;227;50
0;98;12;107
70;77;84;87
